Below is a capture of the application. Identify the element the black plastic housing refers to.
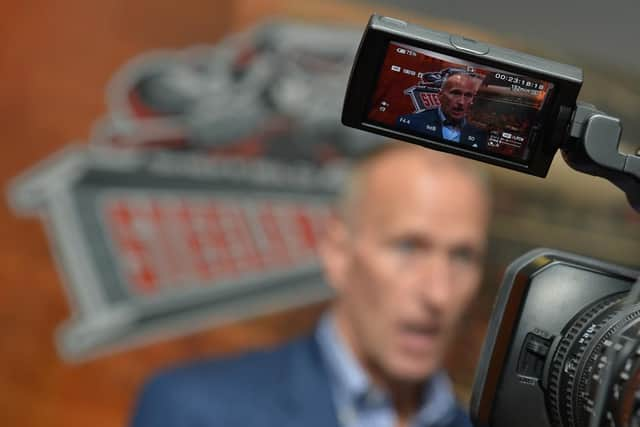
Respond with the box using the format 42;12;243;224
342;15;583;177
471;249;640;427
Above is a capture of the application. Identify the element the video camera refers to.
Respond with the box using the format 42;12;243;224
342;15;640;427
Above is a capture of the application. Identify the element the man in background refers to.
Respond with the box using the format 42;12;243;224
131;142;490;427
397;72;487;149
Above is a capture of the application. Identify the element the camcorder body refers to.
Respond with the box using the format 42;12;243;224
472;249;640;427
342;15;640;427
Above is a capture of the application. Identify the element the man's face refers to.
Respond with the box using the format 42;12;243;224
322;149;489;383
438;74;479;124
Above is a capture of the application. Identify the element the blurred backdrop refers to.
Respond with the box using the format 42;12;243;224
2;1;639;426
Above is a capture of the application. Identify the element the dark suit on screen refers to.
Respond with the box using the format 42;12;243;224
130;334;472;427
397;108;487;150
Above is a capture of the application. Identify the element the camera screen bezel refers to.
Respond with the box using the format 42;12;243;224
342;21;582;177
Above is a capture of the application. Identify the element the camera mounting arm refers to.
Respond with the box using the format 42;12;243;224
562;102;640;212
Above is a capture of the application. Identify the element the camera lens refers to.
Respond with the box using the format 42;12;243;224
597;323;640;427
547;293;640;427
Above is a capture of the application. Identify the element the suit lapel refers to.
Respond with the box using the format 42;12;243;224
278;336;341;427
426;108;443;139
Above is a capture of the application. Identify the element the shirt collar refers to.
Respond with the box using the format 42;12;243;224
416;370;457;426
316;312;369;401
315;312;458;426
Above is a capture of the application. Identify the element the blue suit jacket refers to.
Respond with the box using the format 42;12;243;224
130;335;472;427
397;109;487;150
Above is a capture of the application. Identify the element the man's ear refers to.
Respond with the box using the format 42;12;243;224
318;215;350;294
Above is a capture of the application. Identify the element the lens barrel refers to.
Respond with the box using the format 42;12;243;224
547;293;640;427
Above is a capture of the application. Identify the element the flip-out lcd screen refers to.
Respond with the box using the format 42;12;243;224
366;41;555;162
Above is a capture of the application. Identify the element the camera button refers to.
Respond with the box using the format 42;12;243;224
450;35;490;55
380;16;408;28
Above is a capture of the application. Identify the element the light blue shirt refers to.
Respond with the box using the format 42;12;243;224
437;108;463;143
316;313;458;427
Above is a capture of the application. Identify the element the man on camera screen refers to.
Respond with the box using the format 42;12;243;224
397;72;487;149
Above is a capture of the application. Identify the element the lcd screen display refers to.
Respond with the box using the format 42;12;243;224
367;41;555;162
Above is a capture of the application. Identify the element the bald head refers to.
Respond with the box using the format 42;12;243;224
338;142;490;230
441;73;482;92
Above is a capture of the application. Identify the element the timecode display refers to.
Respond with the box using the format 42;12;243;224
493;73;545;90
